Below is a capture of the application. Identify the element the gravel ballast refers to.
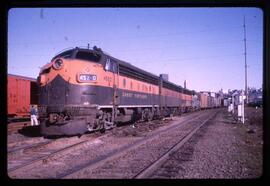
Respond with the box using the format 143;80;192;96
7;107;263;179
150;108;263;179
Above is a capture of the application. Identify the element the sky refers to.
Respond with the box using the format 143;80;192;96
8;8;263;93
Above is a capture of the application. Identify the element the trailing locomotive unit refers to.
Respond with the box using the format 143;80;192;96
38;46;193;136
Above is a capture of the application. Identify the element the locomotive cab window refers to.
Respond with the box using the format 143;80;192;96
105;59;118;73
75;51;101;62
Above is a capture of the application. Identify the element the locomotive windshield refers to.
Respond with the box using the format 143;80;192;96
51;49;73;61
51;48;101;63
75;51;101;62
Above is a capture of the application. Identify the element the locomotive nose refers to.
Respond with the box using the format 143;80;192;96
47;75;67;105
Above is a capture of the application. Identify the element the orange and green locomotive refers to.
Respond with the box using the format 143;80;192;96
37;46;194;136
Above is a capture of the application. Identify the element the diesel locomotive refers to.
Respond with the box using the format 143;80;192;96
37;46;195;136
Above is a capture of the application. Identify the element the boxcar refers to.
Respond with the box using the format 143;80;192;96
7;74;39;117
199;92;208;109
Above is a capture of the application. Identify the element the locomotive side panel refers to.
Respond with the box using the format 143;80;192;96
161;88;180;107
186;94;192;107
119;89;159;106
117;75;159;106
179;92;185;108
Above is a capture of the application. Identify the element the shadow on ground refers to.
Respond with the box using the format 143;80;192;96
18;126;42;137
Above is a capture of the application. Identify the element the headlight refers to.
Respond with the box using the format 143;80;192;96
53;59;63;70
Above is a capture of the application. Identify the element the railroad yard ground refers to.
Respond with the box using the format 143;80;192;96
7;107;263;179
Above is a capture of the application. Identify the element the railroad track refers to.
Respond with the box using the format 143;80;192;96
8;121;31;134
8;140;52;154
133;111;218;178
7;130;112;177
8;139;90;175
8;109;218;178
8;115;163;177
61;110;218;178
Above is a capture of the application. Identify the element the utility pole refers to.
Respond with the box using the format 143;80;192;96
243;15;248;104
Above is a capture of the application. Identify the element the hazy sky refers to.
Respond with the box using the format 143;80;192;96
8;8;263;92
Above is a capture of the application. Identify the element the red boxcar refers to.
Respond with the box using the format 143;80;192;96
7;74;39;117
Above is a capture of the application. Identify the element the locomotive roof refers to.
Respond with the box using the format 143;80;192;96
108;55;160;80
107;54;191;93
59;47;158;81
61;47;192;93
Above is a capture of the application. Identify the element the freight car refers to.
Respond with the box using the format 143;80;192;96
37;46;200;136
199;91;223;109
7;74;39;119
199;92;208;109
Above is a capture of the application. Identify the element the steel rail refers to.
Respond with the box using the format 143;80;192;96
133;111;218;178
61;111;211;178
8;139;89;174
8;140;52;154
8;131;114;176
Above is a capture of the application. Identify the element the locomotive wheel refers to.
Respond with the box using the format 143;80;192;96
142;108;154;122
148;110;154;121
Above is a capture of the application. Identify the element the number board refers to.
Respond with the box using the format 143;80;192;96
78;74;97;82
